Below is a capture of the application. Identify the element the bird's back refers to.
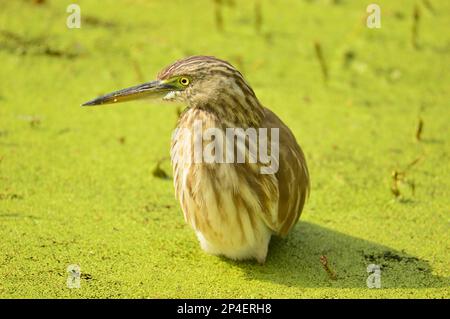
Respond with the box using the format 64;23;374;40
260;107;310;236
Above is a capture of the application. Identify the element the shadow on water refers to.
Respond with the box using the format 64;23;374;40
226;221;449;289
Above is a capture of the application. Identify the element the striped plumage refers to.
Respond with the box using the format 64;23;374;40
82;55;310;264
166;56;310;263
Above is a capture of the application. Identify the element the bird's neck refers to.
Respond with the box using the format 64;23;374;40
188;93;264;129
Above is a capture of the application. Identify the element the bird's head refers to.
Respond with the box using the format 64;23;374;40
82;56;263;126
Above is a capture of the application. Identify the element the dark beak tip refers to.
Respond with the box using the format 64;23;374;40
81;99;100;107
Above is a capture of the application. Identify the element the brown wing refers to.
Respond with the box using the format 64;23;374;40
261;107;310;237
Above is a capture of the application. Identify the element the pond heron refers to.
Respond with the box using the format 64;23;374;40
82;56;310;263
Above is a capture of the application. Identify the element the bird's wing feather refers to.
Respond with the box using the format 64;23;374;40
259;107;310;236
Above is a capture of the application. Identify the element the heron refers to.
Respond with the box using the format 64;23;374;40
82;56;310;264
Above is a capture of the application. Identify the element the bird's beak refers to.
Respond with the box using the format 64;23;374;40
81;80;176;106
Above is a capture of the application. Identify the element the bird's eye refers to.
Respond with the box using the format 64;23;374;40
179;77;190;86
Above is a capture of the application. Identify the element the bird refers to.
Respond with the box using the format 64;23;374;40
82;56;310;264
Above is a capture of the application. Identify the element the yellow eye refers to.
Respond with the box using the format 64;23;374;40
179;77;190;86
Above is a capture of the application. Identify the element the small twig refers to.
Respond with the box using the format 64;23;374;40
415;118;424;141
314;41;328;82
213;0;224;32
391;170;402;197
409;180;416;196
421;0;435;14
391;156;423;198
117;136;126;145
152;157;171;180
320;255;337;280
254;0;262;34
405;156;423;171
412;5;421;49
